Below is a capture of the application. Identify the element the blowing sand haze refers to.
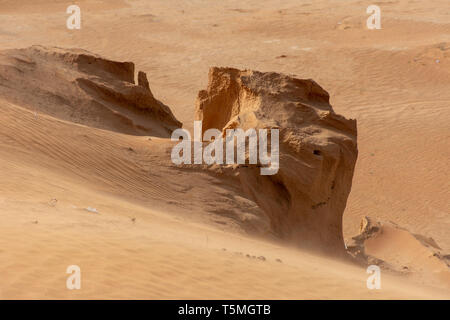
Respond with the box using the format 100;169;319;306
0;0;449;305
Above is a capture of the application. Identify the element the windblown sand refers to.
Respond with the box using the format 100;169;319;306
0;0;449;299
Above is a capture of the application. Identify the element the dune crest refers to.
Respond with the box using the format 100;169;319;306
195;67;358;254
0;45;181;137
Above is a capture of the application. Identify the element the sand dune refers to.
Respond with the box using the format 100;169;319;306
0;0;449;299
2;96;446;299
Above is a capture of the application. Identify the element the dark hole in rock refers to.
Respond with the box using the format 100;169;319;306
313;150;321;156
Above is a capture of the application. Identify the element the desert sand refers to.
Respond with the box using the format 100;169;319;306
0;0;449;299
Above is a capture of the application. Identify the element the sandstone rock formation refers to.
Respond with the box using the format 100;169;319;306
196;67;358;254
347;217;450;286
0;46;181;136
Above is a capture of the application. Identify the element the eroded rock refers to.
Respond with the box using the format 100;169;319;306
195;67;358;254
347;216;450;287
0;45;181;136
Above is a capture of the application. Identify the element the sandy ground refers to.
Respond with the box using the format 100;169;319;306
0;0;449;299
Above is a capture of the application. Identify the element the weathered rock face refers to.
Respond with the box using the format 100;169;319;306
0;46;181;136
347;217;450;286
196;67;358;254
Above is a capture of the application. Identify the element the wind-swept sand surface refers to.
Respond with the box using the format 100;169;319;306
0;0;449;299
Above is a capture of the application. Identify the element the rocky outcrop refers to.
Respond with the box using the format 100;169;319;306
138;71;151;91
347;217;450;286
0;45;181;136
346;216;386;265
195;67;358;254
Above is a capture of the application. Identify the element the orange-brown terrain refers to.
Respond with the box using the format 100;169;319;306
0;0;448;299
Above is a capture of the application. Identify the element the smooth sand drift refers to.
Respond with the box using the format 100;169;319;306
0;0;449;299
